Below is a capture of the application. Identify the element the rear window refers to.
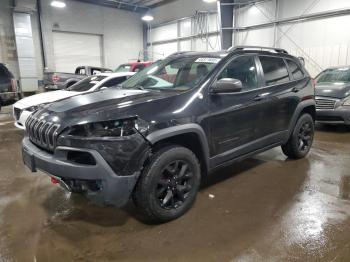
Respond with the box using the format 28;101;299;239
100;76;128;89
286;60;304;80
116;64;131;73
259;56;290;85
67;75;107;92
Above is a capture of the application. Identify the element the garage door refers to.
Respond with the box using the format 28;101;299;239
52;31;102;73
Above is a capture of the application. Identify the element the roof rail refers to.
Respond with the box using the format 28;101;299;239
169;51;193;56
228;45;289;54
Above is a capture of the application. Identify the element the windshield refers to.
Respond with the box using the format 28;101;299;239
67;75;107;92
316;68;350;84
115;64;131;73
121;56;221;91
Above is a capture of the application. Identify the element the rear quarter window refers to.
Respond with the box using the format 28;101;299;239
259;56;290;86
286;59;304;80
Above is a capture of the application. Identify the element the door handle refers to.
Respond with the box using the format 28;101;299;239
292;87;303;93
253;93;270;101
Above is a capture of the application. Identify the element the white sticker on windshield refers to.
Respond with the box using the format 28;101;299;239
195;58;221;64
89;81;99;84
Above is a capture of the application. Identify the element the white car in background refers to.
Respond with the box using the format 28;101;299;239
13;72;135;129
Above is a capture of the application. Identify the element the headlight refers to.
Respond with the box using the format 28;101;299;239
26;103;48;112
26;105;39;112
343;97;350;106
67;117;149;137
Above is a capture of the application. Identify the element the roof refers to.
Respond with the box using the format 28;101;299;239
168;51;229;58
98;72;136;77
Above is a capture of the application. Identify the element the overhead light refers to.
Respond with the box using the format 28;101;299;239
142;11;154;22
51;1;66;8
203;0;217;3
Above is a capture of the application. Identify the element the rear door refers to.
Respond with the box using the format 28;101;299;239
254;56;300;141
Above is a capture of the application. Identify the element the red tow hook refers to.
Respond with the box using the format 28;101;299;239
51;177;60;185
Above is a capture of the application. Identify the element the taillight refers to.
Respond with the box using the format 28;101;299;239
10;79;17;92
52;74;60;82
312;78;317;88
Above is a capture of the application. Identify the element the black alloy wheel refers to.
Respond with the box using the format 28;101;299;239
156;160;194;210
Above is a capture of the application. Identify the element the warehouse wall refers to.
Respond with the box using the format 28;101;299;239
40;0;144;72
149;0;219;60
152;0;217;24
234;0;350;77
0;0;19;78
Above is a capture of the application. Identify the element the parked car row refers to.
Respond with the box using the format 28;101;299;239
13;72;135;129
44;61;153;91
43;66;113;91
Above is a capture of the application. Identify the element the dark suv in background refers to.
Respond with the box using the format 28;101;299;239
0;63;18;111
22;46;315;223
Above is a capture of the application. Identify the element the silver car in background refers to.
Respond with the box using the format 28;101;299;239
315;66;350;125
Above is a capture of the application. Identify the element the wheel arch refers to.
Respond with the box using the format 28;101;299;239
285;99;316;143
146;124;210;175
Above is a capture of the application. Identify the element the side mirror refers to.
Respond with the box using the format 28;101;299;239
211;78;242;94
100;86;108;90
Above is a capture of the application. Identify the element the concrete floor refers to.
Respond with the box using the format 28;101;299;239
0;106;350;262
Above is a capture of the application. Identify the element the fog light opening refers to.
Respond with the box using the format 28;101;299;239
67;151;96;165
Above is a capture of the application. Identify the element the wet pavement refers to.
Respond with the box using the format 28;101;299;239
0;106;350;261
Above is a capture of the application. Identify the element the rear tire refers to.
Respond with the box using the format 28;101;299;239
282;113;314;159
133;145;201;223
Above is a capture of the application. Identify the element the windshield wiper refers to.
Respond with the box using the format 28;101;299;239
134;85;145;90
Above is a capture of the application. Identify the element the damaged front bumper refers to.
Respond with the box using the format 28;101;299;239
22;134;150;207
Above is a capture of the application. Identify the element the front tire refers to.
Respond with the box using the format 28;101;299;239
282;113;314;159
133;145;201;223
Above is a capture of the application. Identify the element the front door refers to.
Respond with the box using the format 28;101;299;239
208;55;264;167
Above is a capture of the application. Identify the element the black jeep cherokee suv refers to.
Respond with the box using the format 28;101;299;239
22;46;315;222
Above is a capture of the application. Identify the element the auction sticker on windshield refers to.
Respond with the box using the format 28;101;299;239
195;58;221;64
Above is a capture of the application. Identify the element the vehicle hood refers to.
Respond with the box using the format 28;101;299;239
46;88;179;117
14;90;79;109
315;82;350;99
33;88;199;136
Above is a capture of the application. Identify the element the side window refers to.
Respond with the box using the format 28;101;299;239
286;60;304;80
76;68;86;75
91;69;101;75
218;56;258;90
101;77;127;88
259;56;290;86
134;65;146;72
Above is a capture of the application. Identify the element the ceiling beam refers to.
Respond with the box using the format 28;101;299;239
149;0;178;9
72;0;149;12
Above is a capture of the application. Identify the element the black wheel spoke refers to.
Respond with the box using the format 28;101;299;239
177;164;188;179
156;159;195;210
298;121;313;152
177;184;191;193
162;189;173;206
